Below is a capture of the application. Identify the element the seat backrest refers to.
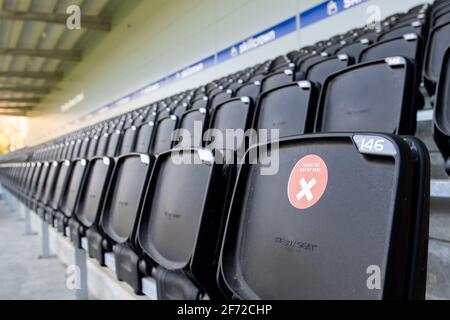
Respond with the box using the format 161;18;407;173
50;160;71;211
219;133;429;299
151;116;178;155
260;69;295;92
106;130;123;157
87;136;99;159
35;162;50;201
79;137;90;159
359;33;423;65
210;90;233;109
304;54;352;86
173;108;208;148
423;22;450;93
95;133;110;157
253;81;317;142
120;126;138;154
42;161;60;206
100;154;154;245
433;9;450;27
59;159;88;218
207;97;254;152
315;57;415;134
136;148;230;299
433;47;450;168
74;157;114;228
336;39;371;61
235;81;261;102
135;122;156;154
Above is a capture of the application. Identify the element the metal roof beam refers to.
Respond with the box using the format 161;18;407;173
0;85;52;94
0;10;111;31
0;110;27;116
0;71;63;80
0;49;81;61
0;97;41;103
0;105;34;110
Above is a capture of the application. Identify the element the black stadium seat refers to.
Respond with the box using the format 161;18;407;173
207;97;254;154
219;133;429;299
54;159;88;235
315;57;416;134
70;156;114;249
336;38;371;61
121;126;138;154
423;21;450;95
235;81;261;102
433;47;450;174
135;122;156;154
304;54;352;87
260;69;295;92
132;148;233;299
47;160;71;228
151;116;178;155
173;108;209;148
253;81;317;142
88;154;154;270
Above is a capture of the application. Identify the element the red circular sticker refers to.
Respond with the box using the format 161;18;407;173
287;154;328;210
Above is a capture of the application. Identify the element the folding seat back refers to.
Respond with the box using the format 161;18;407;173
315;57;415;134
433;48;450;174
35;162;50;204
260;69;295;93
29;162;42;198
296;54;330;80
71;157;114;248
336;39;371;61
359;34;423;65
209;90;233;109
39;161;60;219
120;126;138;154
173;108;208;148
55;159;89;233
95;133;110;157
94;154;154;262
191;96;209;110
106;130;124;157
79;137;90;158
433;9;450;27
135;148;233;299
49;161;72;226
235;81;261;102
135;122;156;154
87;135;99;158
72;139;82;159
423;22;450;94
304;54;352;87
359;34;424;111
253;81;317;142
207;97;254;153
171;102;189;118
219;133;429;299
151;116;178;155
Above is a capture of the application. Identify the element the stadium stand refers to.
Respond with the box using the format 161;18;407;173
1;0;449;300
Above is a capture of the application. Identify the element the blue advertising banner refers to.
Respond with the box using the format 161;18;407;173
300;0;369;28
217;16;297;64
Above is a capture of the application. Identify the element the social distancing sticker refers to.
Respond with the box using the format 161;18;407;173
287;154;328;210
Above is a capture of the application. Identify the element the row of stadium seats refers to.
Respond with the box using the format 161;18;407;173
1;0;449;299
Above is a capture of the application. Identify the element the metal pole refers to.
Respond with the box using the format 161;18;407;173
39;219;55;259
23;203;37;236
74;247;88;300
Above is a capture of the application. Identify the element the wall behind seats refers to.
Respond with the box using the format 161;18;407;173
27;0;430;145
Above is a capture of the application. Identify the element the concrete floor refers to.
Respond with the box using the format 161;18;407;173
0;197;76;300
